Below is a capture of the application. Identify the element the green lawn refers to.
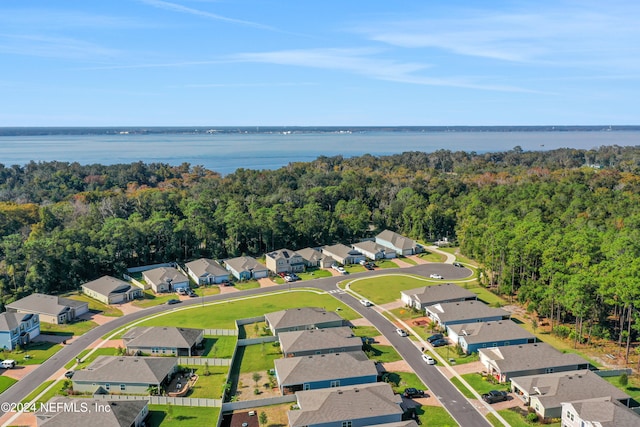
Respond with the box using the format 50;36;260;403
417;405;458;427
132;290;178;308
417;251;448;263
65;294;123;317
364;343;403;363
196;286;221;296
147;405;220;427
201;336;237;358
1;341;63;365
135;291;361;329
349;274;440;304
376;259;399;269
450;376;475;399
0;376;18;393
351;325;381;338
382;371;427;394
20;380;58;405
233;280;261;291
40;319;99;336
298;269;332;280
74;347;122;369
238;342;283;373
400;256;418;266
439;247;478;267
602;374;640;400
461;373;510;395
432;346;480;365
183;365;228;398
498;408;561;427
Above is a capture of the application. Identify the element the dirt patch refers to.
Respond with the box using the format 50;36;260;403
349;317;374;327
258;277;277;287
219;285;240;294
235;372;281;401
380;300;405;310
84;313;115;326
380;360;414;373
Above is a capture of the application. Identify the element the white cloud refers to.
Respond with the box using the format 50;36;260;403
0;33;120;60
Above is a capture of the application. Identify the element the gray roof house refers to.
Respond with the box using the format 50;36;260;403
37;397;149;427
6;293;89;325
81;276;143;305
288;382;404;427
510;370;632;419
0;312;40;350
123;326;204;356
275;351;378;394
561;398;640;427
479;342;592;383
265;307;344;336
351;240;394;260
322;243;366;265
375;230;420;256
296;247;334;268
265;249;305;274
72;356;178;395
425;300;510;328
224;256;269;281
185;258;230;285
279;326;363;357
142;267;189;293
400;283;477;310
447;320;536;354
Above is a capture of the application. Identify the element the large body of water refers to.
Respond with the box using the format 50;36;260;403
1;129;639;175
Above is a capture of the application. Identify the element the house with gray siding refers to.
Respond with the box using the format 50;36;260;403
448;320;536;354
265;307;344;336
425;300;510;328
375;230;420;256
72;356;178;395
279;326;362;357
185;258;230;285
82;276;142;305
123;326;204;356
400;283;477;310
6;293;88;325
224;256;269;281
288;382;404;427
37;397;149;427
561;398;640;427
479;342;592;383
275;351;377;394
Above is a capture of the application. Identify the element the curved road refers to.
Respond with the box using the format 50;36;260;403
1;263;487;426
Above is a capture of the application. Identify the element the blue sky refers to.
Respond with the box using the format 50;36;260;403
1;0;638;126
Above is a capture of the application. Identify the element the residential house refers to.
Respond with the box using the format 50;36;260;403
265;249;305;274
375;230;421;256
400;283;477;311
479;343;592;383
0;312;40;350
36;397;149;427
510;370;632;419
562;398;640;427
279;326;363;357
275;351;377;394
296;248;334;269
6;293;89;324
352;240;394;260
322;243;366;265
142;267;189;293
81;276;143;305
265;307;344;336
447;320;536;354
123;326;204;356
288;383;404;427
185;258;230;285
424;300;510;328
224;256;269;281
72;356;178;395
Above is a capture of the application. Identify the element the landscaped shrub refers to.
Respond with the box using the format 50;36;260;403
526;412;539;423
552;325;571;339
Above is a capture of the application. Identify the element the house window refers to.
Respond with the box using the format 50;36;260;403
105;384;110;390
303;384;310;390
569;412;574;421
341;422;352;427
330;380;340;387
120;384;126;391
545;368;554;373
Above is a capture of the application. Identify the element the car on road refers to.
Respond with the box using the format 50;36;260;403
429;274;444;279
482;390;508;404
360;299;373;307
403;388;425;398
453;262;463;267
65;370;75;378
166;299;181;305
396;328;408;337
421;354;436;365
427;333;443;343
431;338;448;347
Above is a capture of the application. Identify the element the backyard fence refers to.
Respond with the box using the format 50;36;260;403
91;394;221;407
221;395;296;412
236;316;266;326
594;368;633;377
178;357;231;366
237;336;278;346
204;329;237;336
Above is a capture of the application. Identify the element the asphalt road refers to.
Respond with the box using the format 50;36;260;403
0;262;485;425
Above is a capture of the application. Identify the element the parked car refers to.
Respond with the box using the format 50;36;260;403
65;370;75;378
1;360;16;369
166;299;181;305
359;260;367;266
332;264;347;274
289;273;300;281
431;338;448;347
396;328;408;337
421;354;436;365
453;262;463;267
176;288;187;295
403;388;425;398
364;263;375;270
429;274;444;279
427;333;443;343
482;390;508;404
188;291;198;297
360;299;373;307
284;275;294;282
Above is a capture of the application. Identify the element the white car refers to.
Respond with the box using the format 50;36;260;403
360;299;372;307
396;328;408;337
422;354;436;365
429;274;444;279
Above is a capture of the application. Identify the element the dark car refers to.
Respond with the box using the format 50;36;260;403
453;262;463;267
403;387;425;398
427;333;443;343
166;299;181;305
188;291;198;297
431;338;448;347
64;370;74;378
482;390;508;404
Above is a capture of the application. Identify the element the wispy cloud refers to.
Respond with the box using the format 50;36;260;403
0;33;120;60
138;0;276;31
174;82;318;88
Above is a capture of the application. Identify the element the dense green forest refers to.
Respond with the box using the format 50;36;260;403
1;145;640;356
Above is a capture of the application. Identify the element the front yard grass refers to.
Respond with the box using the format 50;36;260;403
376;259;399;269
461;372;510;395
351;325;381;338
498;408;561;427
20;380;57;405
233;280;261;291
299;269;332;280
432;346;480;365
382;371;427;394
65;294;123;317
201;336;237;358
349;274;443;305
0;376;18;394
40;319;99;336
364;343;403;363
2;341;63;365
450;376;475;399
184;365;228;398
417;251;447;263
147;405;220;427
196;286;221;296
400;256;417;266
417;405;458;427
132;290;178;308
136;291;361;329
